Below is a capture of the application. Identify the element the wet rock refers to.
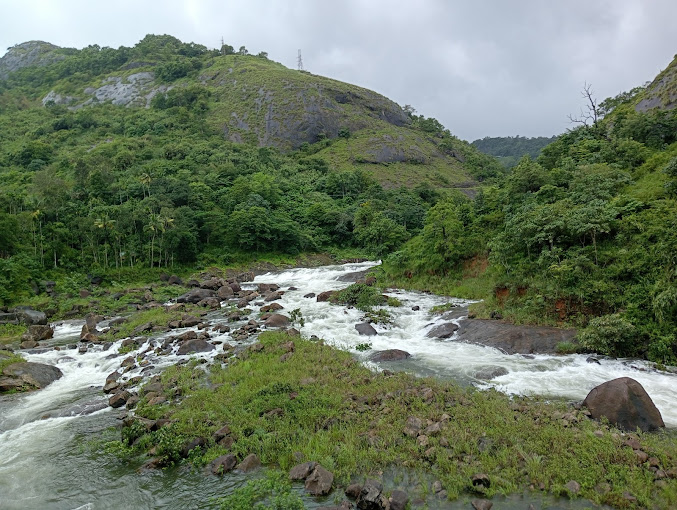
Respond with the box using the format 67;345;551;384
345;483;363;499
583;377;665;432
264;291;284;302
261;303;284;312
304;293;316;298
426;322;459;339
356;479;387;509
168;275;183;285
368;349;410;362
289;461;317;480
177;339;215;355
305;464;334;496
20;339;39;349
471;499;493;510
103;380;119;394
109;390;131;408
411;305;420;311
586;356;601;364
229;281;241;293
176;288;217;304
216;285;234;299
264;314;290;328
0;362;62;391
355;322;377;336
180;437;206;458
176;330;198;342
200;277;223;290
473;366;509;380
316;290;337;302
27;324;54;341
389;490;408;510
197;297;221;308
236;453;261;472
180;316;201;328
211;454;237;474
455;319;576;354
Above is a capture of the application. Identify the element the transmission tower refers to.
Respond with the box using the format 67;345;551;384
220;37;225;55
297;49;304;71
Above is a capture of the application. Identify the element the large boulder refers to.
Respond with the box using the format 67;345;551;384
305;464;334;496
12;307;48;326
0;362;62;391
583;377;665;432
264;314;291;328
176;288;217;304
25;324;54;341
426;322;459;339
368;349;410;362
177;339;215;355
316;290;337;302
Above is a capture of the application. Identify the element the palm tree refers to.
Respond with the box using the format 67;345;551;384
94;215;116;268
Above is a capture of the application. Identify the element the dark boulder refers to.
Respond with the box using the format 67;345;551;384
236;453;261;472
355;322;377;336
304;293;316;299
289;461;317;481
0;362;62;390
390;490;409;510
27;324;54;341
356;479;388;509
426;322;459;339
473;366;509;380
264;314;291;328
368;349;410;362
583;377;665;432
109;390;131;408
217;285;234;299
177;339;215;355
168;275;183;285
12;307;48;326
211;454;237;474
176;288;217;304
316;290;337;302
305;464;334;496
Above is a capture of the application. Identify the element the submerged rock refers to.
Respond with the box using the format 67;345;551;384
426;322;459;339
583;377;665;432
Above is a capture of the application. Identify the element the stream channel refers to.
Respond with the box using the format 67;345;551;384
1;261;675;509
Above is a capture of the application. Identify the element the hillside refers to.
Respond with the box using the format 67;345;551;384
383;54;677;364
635;53;677;112
0;36;499;191
471;135;558;168
0;35;502;305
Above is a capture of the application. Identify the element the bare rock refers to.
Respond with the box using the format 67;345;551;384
368;349;410;362
316;290;337;302
355;322;377;336
177;339;215;355
426;322;459;339
211;454;237;474
236;453;261;472
264;314;290;328
305;464;334;496
289;461;318;481
471;499;493;510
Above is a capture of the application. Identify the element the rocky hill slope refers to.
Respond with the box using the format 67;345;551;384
635;53;677;112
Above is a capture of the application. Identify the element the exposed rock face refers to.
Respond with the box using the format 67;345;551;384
0;362;62;391
583;377;665;432
355;322;377;336
0;41;64;79
368;349;410;362
455;319;576;354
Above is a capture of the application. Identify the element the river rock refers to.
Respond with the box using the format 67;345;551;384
305;464;334;496
264;291;284;302
27;324;54;341
304;293;316;298
355;322;377;336
471;499;493;510
258;283;279;293
20;339;39;349
583;377;665;432
217;285;234;299
211;454;237;474
12;307;48;326
357;479;387;509
177;339;215;355
261;303;284;312
264;314;290;328
426;322;459;339
176;288;217;304
109;390;131;408
0;362;62;390
368;349;410;362
289;461;317;480
455;319;576;354
236;453;261;472
390;490;409;510
316;290;337;302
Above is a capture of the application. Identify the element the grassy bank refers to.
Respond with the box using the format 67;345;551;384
109;332;677;509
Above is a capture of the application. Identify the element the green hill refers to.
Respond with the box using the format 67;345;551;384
0;35;501;305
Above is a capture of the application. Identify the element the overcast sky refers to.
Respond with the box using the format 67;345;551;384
1;0;675;141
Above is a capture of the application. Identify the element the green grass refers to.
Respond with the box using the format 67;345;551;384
108;332;677;508
0;350;25;375
0;324;24;346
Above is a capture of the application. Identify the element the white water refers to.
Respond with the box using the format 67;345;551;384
0;260;676;508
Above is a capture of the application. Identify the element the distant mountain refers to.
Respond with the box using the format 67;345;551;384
471;135;558;168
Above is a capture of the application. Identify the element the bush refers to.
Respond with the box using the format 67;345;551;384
577;314;637;357
331;283;385;311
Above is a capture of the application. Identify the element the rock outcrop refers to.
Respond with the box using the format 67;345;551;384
0;362;62;392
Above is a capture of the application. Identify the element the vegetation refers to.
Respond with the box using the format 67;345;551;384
384;84;677;363
105;332;677;508
0;350;25;374
472;135;559;168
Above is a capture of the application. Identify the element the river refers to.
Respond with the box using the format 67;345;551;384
0;261;673;509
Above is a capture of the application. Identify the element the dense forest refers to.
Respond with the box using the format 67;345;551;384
385;83;677;363
0;35;500;305
472;135;559;168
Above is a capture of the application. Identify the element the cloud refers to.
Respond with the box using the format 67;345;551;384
1;0;676;140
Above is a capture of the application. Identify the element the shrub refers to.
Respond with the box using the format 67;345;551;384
577;314;637;357
331;283;385;311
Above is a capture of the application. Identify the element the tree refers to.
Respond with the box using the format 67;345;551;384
568;82;602;127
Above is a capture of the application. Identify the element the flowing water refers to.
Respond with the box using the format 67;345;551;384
0;261;673;509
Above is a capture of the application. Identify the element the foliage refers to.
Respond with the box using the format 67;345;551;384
355;342;372;351
217;471;304;510
578;314;638;357
331;283;386;311
0;350;25;374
